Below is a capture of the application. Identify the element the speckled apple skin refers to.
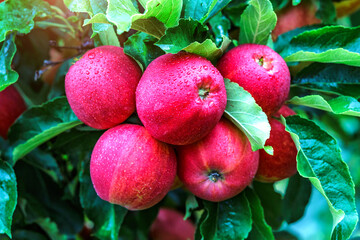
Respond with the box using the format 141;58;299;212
256;105;297;182
136;52;227;145
217;44;290;116
65;46;142;129
177;118;259;202
0;85;27;139
90;124;177;210
150;208;195;240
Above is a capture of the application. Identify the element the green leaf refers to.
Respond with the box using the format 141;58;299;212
209;12;231;46
282;26;360;67
283;115;358;240
65;0;120;46
119;207;159;240
216;192;252;240
183;0;232;23
155;19;209;53
124;32;165;69
201;0;232;23
0;34;18;92
182;37;231;62
274;25;324;53
80;160;128;240
106;0;138;34
8;97;82;162
184;194;199;220
132;0;182;28
0;0;51;42
239;0;277;45
196;200;218;240
155;19;230;61
35;218;67;240
292;63;360;98
16;162;83;236
223;0;248;27
287;95;360;117
292;0;301;5
253;182;283;229
315;0;336;24
130;0;182;38
269;0;289;11
223;79;271;152
0;161;17;238
246;188;274;240
23;149;62;183
282;174;312;223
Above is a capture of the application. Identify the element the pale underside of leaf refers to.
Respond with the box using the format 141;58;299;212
288;95;360;117
284;49;360;67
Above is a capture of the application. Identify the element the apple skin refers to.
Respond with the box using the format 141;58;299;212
90;124;177;210
136;52;227;145
272;1;320;40
176;118;259;202
217;43;290;116
255;105;298;183
0;86;27;139
65;46;142;129
150;208;195;240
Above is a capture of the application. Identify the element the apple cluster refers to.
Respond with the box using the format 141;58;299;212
64;43;298;210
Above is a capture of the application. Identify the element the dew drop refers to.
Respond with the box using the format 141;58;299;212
88;53;95;59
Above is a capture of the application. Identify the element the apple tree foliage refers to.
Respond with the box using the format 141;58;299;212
0;0;360;239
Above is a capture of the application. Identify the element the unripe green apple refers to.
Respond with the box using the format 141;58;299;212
217;44;290;116
255;105;298;182
136;52;227;145
150;208;195;240
0;85;27;139
65;46;142;129
177;118;259;202
90;124;177;210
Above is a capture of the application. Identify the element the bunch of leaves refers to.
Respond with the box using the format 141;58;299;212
1;0;360;239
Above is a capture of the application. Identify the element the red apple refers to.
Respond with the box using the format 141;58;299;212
136;52;227;145
255;105;298;182
90;124;177;210
150;208;195;240
65;46;142;129
272;1;320;41
217;43;290;116
176;118;259;202
0;85;27;139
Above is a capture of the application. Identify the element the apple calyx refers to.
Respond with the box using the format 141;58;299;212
254;55;273;71
208;170;224;183
198;87;211;100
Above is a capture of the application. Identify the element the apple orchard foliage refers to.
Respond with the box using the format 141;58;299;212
0;0;360;239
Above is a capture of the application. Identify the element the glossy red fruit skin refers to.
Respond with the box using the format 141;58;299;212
0;86;27;139
177;118;259;202
150;208;195;240
90;124;177;210
136;52;227;145
217;43;290;116
65;46;142;129
256;105;297;182
272;1;320;40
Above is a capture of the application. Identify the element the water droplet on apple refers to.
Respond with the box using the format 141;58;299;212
88;53;95;59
